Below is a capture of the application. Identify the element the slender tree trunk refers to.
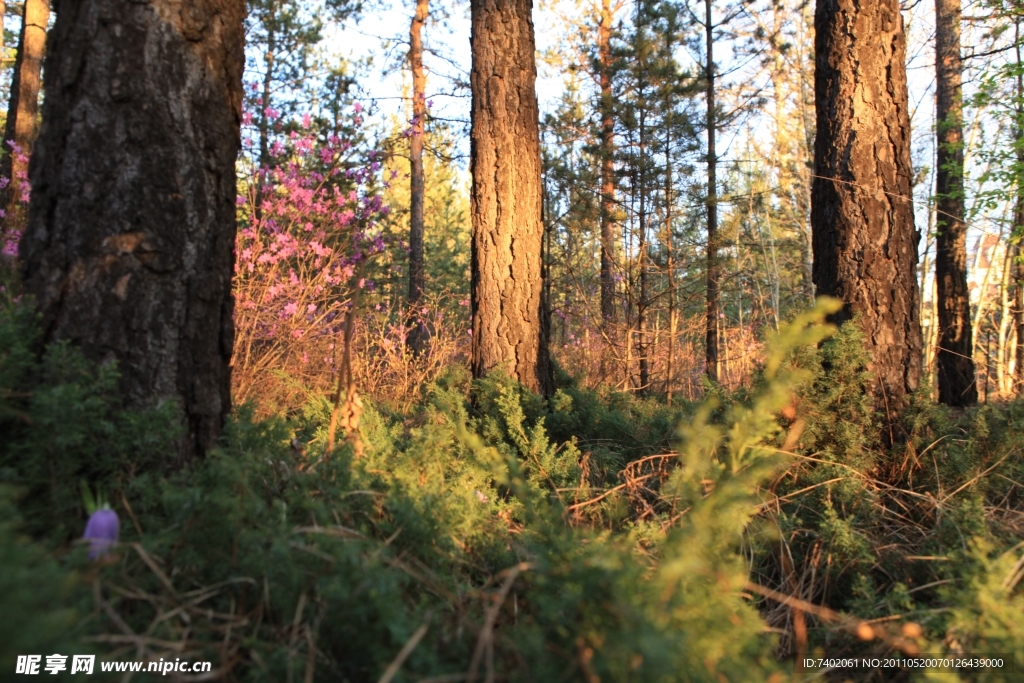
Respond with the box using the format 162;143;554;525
998;244;1013;394
812;0;923;415
920;198;937;386
637;107;649;393
469;0;552;395
259;0;276;170
0;0;49;231
407;0;428;353
252;0;275;223
665;112;675;402
598;0;616;324
1015;239;1024;393
934;0;976;406
971;224;1004;349
795;1;816;304
1015;20;1024;395
704;0;720;383
19;0;245;461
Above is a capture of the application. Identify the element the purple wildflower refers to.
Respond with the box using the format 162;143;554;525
83;507;119;560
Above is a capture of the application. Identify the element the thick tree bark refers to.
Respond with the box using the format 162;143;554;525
469;0;552;395
19;0;245;461
406;0;428;354
933;0;976;406
812;0;923;411
0;0;49;230
598;0;615;325
704;0;720;383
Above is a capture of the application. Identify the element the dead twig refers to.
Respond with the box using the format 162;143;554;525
744;582;921;655
378;617;431;683
467;563;531;683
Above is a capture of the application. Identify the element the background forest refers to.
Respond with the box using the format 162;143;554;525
1;0;1024;681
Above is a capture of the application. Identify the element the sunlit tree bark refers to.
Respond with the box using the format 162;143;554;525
812;0;923;413
469;0;552;395
407;0;428;353
0;0;49;229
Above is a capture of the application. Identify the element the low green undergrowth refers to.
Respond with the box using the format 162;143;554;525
2;298;1023;682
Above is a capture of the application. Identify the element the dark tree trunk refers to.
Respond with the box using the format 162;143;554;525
19;0;245;462
0;0;49;231
598;0;615;325
259;0;276;170
934;0;976;406
406;0;428;354
812;0;923;412
704;0;720;384
638;128;648;393
665;115;676;402
469;0;552;396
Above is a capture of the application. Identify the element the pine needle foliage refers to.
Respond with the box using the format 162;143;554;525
2;297;1024;681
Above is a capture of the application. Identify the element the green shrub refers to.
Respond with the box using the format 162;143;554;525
4;296;1024;682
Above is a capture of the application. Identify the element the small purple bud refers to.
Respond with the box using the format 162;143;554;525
83;508;119;560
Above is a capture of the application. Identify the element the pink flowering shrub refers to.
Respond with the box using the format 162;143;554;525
232;110;390;409
0;141;30;264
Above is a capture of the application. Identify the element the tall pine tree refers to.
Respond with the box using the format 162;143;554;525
812;0;923;416
470;0;552;395
934;0;977;406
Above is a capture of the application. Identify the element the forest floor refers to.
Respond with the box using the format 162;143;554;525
2;298;1023;682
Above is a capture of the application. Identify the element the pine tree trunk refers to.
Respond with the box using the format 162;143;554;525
1015;240;1024;394
998;244;1013;394
19;0;245;461
637;103;649;393
704;0;720;383
598;0;616;324
259;0;276;170
469;0;552;395
665;113;675;402
934;0;976;406
812;0;923;412
1015;20;1024;396
0;0;49;230
407;0;428;354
